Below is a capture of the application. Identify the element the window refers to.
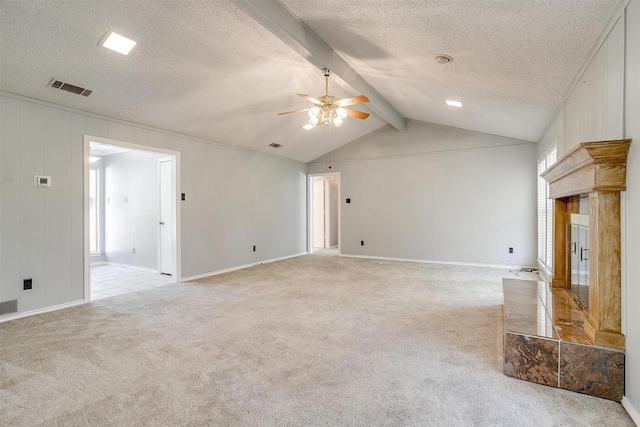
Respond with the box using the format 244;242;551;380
538;144;557;274
89;167;100;253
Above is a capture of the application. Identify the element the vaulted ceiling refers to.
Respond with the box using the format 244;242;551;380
0;0;624;162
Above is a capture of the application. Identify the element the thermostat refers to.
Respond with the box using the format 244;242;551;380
34;175;51;187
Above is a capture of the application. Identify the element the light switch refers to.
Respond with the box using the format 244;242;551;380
34;175;51;187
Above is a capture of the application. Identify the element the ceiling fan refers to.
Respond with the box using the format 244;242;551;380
278;68;370;129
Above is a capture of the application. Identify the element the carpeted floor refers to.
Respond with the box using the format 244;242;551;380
0;255;635;426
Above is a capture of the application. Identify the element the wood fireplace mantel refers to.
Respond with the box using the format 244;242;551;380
541;139;630;349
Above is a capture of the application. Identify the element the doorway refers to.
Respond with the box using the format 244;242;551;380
83;136;181;302
309;173;340;254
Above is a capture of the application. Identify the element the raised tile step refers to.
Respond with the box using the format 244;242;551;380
503;278;624;401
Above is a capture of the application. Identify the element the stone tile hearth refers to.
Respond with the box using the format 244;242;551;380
503;278;624;401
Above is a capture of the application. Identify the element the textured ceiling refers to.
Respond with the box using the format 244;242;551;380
0;1;624;162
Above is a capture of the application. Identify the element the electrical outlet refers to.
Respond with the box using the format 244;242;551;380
509;247;514;254
361;240;364;246
23;278;33;290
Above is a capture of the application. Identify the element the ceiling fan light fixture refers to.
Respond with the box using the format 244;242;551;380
278;68;370;130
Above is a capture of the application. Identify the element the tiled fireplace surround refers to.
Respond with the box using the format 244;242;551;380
503;139;631;401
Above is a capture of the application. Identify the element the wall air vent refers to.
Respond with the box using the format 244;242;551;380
268;143;282;148
0;299;18;315
48;78;92;97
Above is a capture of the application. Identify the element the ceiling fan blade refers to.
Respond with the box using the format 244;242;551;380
277;108;310;115
345;108;370;120
336;95;369;107
297;94;323;105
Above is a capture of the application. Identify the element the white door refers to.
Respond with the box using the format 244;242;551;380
159;160;173;275
313;180;326;249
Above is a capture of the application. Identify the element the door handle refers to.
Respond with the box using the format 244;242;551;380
570;242;577;254
580;247;589;261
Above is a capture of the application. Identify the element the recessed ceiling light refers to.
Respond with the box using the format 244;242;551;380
436;54;453;64
446;100;462;107
99;30;136;55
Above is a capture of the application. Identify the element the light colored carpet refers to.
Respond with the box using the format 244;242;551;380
0;255;634;426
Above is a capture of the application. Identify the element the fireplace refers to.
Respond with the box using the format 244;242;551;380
569;212;589;309
541;139;631;349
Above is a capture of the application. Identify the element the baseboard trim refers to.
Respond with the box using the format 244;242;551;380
622;397;640;425
339;254;517;269
93;261;159;274
181;252;308;282
0;299;85;324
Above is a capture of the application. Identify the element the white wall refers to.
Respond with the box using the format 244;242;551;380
623;0;640;421
103;150;165;270
0;93;307;318
537;3;639;420
329;176;339;247
537;105;564;159
309;120;537;267
564;16;624;151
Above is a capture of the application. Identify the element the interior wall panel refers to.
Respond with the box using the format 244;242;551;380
19;102;46;312
0;93;307;318
623;0;640;421
44;106;64;306
0;97;22;304
564;16;624;151
103;151;164;270
309;120;537;267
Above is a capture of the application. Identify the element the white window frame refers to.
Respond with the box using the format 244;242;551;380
538;143;557;278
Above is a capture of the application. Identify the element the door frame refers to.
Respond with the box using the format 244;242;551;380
308;172;340;254
158;157;173;275
83;135;181;302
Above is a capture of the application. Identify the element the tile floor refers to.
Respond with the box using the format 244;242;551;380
90;264;174;300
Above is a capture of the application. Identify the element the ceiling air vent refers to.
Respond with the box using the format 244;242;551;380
48;79;92;97
268;143;282;148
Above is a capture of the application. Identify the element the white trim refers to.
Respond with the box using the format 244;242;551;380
158;157;173;276
83;135;182;304
538;261;552;283
622;397;640;426
83;137;91;302
0;300;85;324
181;252;307;282
621;190;627;335
308;172;341;256
92;262;163;275
339;254;519;269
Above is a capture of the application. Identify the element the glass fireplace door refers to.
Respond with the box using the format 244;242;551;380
569;214;589;309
